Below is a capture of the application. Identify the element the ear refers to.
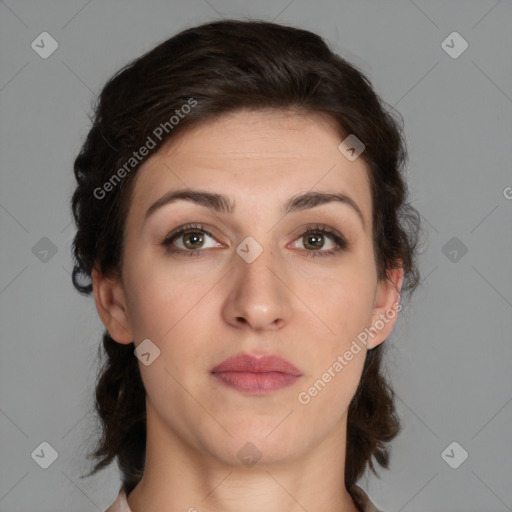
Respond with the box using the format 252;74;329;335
91;266;133;344
367;265;404;349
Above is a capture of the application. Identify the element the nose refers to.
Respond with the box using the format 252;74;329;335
222;243;292;331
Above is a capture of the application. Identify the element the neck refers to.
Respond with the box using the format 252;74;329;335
126;400;360;512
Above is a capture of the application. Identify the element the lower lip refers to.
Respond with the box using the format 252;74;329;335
211;371;301;395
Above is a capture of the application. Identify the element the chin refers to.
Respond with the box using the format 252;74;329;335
206;425;305;468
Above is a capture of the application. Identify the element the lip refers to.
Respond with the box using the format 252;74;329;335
211;354;302;395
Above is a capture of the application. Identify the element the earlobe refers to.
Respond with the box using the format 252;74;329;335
91;266;133;344
367;266;404;349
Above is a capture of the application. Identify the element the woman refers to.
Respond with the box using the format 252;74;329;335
71;19;421;512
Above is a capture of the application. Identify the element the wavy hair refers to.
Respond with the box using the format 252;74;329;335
71;19;422;496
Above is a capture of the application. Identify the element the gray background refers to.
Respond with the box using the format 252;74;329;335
1;1;511;511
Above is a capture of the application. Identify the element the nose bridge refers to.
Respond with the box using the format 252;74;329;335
237;234;283;296
224;234;290;329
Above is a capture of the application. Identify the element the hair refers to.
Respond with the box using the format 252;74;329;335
71;19;422;497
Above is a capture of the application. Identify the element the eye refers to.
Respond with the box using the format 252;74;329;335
290;224;348;258
161;223;223;257
161;223;348;258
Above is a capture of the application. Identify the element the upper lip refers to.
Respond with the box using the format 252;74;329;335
211;353;302;376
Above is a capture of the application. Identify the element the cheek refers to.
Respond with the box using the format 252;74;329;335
122;261;217;399
296;285;370;417
123;270;210;404
123;254;213;342
295;260;375;402
295;318;367;431
302;264;376;343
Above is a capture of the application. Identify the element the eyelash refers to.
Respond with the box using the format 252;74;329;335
160;223;348;258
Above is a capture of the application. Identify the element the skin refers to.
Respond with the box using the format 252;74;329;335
92;109;403;512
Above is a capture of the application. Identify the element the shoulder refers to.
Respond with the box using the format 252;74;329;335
104;483;384;512
104;485;131;512
350;484;384;512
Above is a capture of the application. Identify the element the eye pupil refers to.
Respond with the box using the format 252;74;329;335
184;232;204;249
304;233;324;250
163;225;344;258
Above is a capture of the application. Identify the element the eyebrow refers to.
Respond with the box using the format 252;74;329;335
144;188;366;229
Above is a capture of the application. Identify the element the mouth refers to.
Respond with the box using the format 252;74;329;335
210;353;302;396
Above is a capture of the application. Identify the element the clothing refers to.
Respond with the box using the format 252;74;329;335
105;483;382;512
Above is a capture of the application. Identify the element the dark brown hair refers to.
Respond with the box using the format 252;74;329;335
71;19;421;497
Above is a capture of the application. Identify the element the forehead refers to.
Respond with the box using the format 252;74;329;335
127;109;372;227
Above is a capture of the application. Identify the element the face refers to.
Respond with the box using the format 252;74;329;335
93;109;402;468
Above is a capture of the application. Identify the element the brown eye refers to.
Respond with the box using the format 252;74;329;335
181;231;206;250
161;224;221;257
161;223;348;258
293;225;348;258
302;232;328;250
